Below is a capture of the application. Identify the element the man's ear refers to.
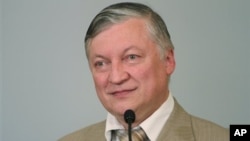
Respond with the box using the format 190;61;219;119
164;49;176;75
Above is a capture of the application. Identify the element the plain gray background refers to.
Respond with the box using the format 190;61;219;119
1;0;249;141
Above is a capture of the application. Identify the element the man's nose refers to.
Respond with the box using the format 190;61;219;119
108;63;129;84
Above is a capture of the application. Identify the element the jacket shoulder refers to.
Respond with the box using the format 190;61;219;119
191;116;229;141
157;99;229;141
58;120;106;141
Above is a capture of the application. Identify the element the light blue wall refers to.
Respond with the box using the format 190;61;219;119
2;0;249;141
0;0;3;140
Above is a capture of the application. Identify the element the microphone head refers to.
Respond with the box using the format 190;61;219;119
124;109;136;124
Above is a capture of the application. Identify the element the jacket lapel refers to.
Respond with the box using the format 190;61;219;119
156;99;195;141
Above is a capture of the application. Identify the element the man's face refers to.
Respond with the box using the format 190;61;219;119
88;18;175;123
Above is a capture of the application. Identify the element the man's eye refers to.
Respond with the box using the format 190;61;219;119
93;60;110;72
94;61;105;67
128;54;138;60
124;54;141;64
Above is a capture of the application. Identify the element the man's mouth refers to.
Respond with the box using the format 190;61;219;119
109;88;137;96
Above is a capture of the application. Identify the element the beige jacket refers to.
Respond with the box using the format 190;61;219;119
59;100;229;141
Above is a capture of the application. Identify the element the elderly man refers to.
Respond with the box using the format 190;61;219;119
59;2;229;141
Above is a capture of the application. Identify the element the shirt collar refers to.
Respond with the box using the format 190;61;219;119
105;92;174;141
140;92;174;140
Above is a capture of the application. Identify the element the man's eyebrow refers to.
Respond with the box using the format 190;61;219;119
91;54;109;60
123;45;142;53
90;45;142;60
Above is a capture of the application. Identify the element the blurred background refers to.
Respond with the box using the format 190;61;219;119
0;0;249;141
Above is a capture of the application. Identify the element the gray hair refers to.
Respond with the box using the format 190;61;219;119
84;2;174;59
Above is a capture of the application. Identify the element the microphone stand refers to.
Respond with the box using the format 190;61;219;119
128;121;132;141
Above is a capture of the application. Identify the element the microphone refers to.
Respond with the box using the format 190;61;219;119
124;109;136;141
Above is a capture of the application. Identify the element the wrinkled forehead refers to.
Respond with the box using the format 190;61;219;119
85;17;151;57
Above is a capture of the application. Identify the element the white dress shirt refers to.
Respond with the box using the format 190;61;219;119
105;92;174;141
